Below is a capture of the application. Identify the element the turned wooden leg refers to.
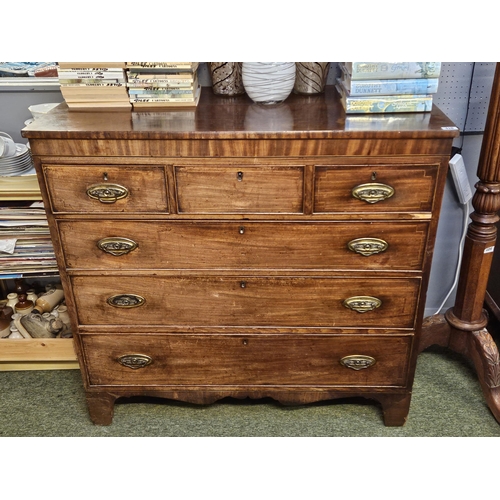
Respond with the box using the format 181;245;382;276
377;393;412;426
86;392;118;425
416;63;500;425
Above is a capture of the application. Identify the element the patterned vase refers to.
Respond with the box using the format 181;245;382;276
208;63;245;96
242;62;296;105
293;63;331;95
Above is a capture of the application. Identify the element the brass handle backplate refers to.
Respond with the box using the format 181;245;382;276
343;295;382;313
347;237;389;257
352;182;394;204
86;183;129;204
340;355;376;371
97;237;138;256
118;354;152;370
107;294;145;308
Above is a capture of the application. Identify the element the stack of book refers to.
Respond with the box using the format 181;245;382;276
0;201;58;277
126;62;201;109
336;62;442;114
57;62;131;110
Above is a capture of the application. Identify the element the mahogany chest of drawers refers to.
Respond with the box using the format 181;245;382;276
23;86;459;426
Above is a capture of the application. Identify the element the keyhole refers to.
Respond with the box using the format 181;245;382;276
103;172;108;181
239;226;245;234
240;281;247;288
371;171;377;181
237;171;244;181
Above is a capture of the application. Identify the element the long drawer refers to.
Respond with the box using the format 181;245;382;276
42;164;169;213
71;275;421;328
81;334;412;387
58;220;430;271
314;164;439;213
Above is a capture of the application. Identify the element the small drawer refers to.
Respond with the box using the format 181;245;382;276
81;334;411;387
42;164;169;213
175;165;304;214
71;275;421;329
58;220;429;271
314;164;439;213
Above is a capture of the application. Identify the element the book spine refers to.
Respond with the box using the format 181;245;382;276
342;95;433;113
127;81;196;87
346;62;441;80
127;72;194;79
128;88;195;95
58;67;125;72
130;97;197;102
126;62;195;68
58;70;126;79
60;82;126;87
59;78;125;84
347;78;439;95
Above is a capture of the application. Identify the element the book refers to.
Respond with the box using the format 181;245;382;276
127;71;195;79
338;68;439;95
126;62;199;71
127;79;196;86
342;62;441;80
58;62;126;68
336;82;432;114
59;79;126;85
128;88;197;96
65;101;132;110
58;69;126;79
131;85;201;109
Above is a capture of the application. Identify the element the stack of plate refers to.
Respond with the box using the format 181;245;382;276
0;143;34;176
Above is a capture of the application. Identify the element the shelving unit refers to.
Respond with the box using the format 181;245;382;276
0;185;77;371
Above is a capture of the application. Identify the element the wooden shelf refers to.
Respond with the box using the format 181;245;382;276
0;338;78;371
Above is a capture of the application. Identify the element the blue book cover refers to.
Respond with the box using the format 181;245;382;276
345;77;439;96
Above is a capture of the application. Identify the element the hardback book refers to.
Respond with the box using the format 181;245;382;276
342;62;441;80
338;67;439;95
336;83;432;113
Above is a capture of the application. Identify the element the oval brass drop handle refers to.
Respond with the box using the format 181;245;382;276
352;182;394;204
347;237;389;257
97;237;138;256
340;355;376;371
107;293;145;308
343;295;382;313
86;183;129;204
118;354;152;370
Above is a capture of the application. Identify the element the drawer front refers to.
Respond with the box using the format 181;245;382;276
59;220;429;271
43;165;169;213
82;334;411;387
314;164;439;213
72;276;420;328
175;165;304;213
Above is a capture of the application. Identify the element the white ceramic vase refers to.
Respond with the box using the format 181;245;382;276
242;62;296;105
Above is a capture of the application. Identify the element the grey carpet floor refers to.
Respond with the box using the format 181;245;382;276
1;345;500;437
